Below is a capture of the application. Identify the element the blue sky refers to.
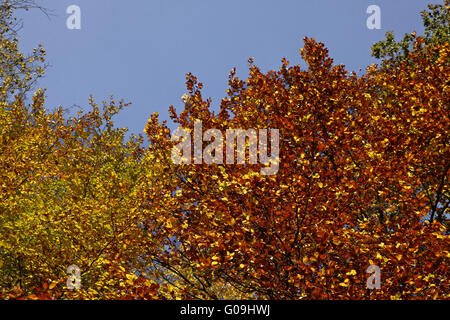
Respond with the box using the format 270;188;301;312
16;0;429;136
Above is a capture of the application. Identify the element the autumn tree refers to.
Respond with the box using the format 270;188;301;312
0;3;166;300
1;0;448;300
141;7;449;299
370;1;449;228
0;0;48;100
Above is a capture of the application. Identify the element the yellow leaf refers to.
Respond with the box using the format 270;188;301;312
346;270;357;276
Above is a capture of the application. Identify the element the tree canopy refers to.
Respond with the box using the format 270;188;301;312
0;1;448;300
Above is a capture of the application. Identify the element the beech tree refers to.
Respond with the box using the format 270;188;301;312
0;2;165;299
142;6;449;299
0;1;448;300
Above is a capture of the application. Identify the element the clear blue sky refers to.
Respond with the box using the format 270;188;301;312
17;0;429;136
